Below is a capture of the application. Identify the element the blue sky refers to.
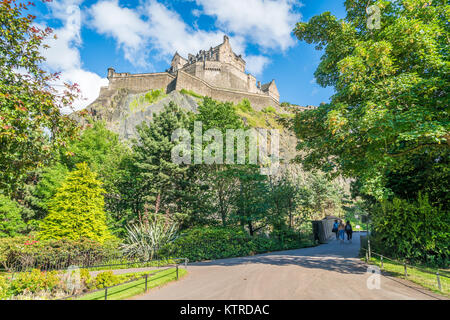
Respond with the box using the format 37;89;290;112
31;0;346;109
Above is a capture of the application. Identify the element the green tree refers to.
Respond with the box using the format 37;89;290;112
292;0;449;200
130;102;193;223
39;163;111;243
0;194;26;237
0;0;80;195
372;194;449;267
62;121;131;228
231;166;270;236
195;97;245;226
297;173;344;220
26;163;69;221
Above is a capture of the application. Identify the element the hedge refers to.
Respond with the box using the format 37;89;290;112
162;227;313;262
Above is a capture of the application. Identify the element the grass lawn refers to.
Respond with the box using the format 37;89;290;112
77;267;187;300
366;255;449;296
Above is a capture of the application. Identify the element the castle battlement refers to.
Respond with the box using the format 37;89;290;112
93;35;279;110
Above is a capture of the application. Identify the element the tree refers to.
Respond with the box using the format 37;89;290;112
130;102;194;223
39;162;111;243
62;121;131;227
25;163;69;222
0;0;80;195
267;174;300;232
292;0;449;200
195;97;245;226
0;194;26;237
231;166;271;236
296;172;344;221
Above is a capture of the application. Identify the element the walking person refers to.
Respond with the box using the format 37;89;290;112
332;220;339;240
345;220;353;243
338;221;345;243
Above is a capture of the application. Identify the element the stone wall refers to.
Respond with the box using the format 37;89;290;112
95;68;279;111
106;71;176;93
174;71;279;110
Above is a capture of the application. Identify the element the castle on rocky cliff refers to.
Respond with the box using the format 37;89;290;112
94;35;280;110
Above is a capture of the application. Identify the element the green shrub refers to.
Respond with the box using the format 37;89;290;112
235;99;253;113
8;269;60;296
0;194;27;238
0;236;115;271
162;227;308;262
39;162;112;244
180;88;203;99
0;275;9;300
94;271;119;289
262;106;277;114
130;89;166;111
372;194;450;267
162;227;253;262
121;216;179;261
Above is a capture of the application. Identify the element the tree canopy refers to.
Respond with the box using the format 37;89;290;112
0;0;80;195
39;162;111;243
292;0;449;200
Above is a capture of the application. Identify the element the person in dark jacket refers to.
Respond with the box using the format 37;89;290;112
345;221;353;241
332;220;339;240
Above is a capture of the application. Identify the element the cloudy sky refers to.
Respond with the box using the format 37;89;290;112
31;0;346;110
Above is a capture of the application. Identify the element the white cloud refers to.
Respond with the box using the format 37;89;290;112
40;1;107;111
245;55;271;76
144;0;225;59
88;0;273;75
89;0;150;67
194;0;302;51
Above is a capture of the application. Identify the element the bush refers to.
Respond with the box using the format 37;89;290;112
94;271;120;289
0;236;117;272
162;227;253;262
121;216;179;261
162;227;308;262
180;89;203;99
0;194;27;238
8;269;60;296
262;106;277;114
372;194;450;268
0;275;8;300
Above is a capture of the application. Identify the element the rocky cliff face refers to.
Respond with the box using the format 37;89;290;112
82;90;198;140
80;89;299;166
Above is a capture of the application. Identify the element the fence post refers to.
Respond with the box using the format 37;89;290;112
380;256;383;269
144;274;148;292
404;263;407;278
105;287;108;300
176;264;179;280
184;258;188;269
368;238;371;260
365;250;368;263
436;272;442;292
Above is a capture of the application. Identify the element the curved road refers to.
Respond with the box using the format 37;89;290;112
132;232;446;300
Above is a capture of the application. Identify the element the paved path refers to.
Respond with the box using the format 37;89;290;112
132;232;446;300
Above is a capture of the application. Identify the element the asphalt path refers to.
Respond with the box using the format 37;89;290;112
132;232;446;300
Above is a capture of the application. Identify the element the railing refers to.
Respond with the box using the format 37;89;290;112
59;263;183;300
361;248;449;294
5;247;186;273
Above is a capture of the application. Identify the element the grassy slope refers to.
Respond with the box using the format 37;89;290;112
78;268;187;300
366;255;449;296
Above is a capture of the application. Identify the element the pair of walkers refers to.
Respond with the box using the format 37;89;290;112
332;220;353;242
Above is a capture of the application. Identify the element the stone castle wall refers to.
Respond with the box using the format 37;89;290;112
104;71;176;93
174;71;279;110
96;68;279;111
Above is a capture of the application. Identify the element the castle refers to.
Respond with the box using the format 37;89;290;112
95;36;280;110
